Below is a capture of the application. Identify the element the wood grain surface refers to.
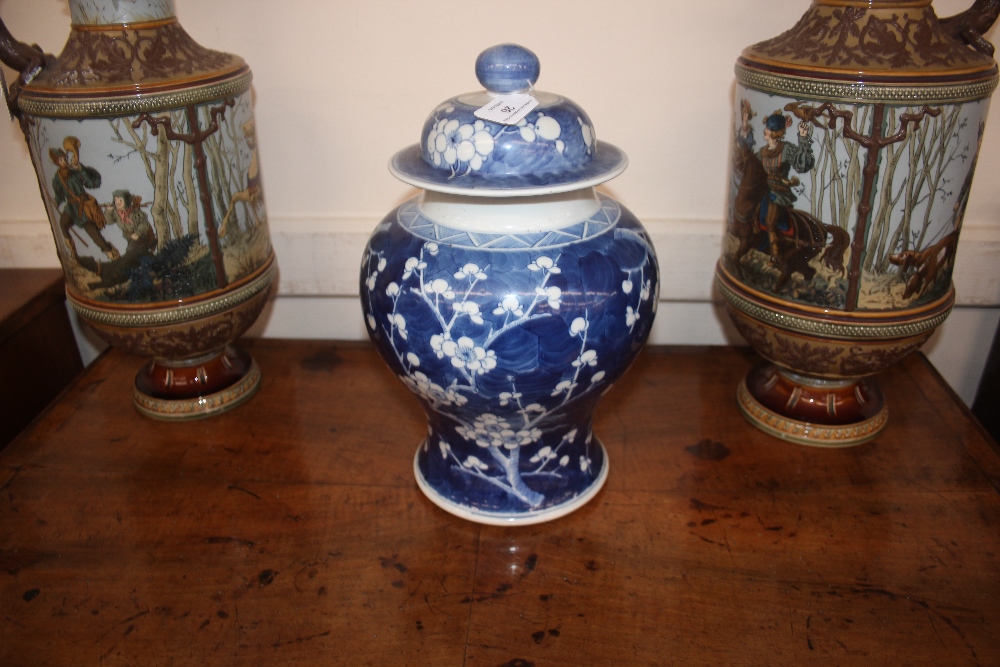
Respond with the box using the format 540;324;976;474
2;340;998;666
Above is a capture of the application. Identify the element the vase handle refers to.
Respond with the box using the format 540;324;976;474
941;0;1000;57
0;16;51;119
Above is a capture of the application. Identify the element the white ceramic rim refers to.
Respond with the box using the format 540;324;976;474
417;187;602;233
413;440;609;526
389;143;628;197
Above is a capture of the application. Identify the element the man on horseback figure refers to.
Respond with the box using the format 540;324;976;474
757;111;815;261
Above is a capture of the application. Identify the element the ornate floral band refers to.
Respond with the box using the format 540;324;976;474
735;64;998;105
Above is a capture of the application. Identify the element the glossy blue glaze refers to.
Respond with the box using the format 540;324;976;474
361;195;659;522
475;44;540;93
418;98;597;180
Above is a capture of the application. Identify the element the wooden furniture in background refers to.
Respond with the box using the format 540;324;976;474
0;269;83;449
2;341;998;665
973;321;1000;441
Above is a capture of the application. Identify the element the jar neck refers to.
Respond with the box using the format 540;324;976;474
70;0;176;26
418;188;602;234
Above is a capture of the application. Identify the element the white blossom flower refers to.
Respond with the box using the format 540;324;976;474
454;263;488;281
401;374;466;407
493;295;524;317
570;317;588;335
439;440;451;459
517;113;561;144
452;300;485;325
388;313;408;339
425;242;439;255
444;387;468;406
536;285;562;310
424;278;455;300
386;282;401;297
427;118;494;170
365;272;378;290
527;256;560;273
559;455;570;467
462;455;489;471
442;336;497;375
402;256;426;280
640;279;652;302
463;414;512;448
530;445;556;463
377;257;387;272
524;403;545;413
626;306;639;328
366;314;376;330
406;352;420;367
622;279;634;294
401;371;453;405
552;379;576;396
580;455;592;472
591;370;606;383
566;429;578;442
573;349;598;368
496;427;542;450
578;117;595;154
430;333;448;359
498;390;522;407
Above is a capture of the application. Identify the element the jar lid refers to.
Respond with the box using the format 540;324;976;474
389;44;627;197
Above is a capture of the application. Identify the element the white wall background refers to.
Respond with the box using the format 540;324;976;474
1;0;999;404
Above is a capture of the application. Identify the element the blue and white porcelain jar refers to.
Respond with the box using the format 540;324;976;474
361;44;659;525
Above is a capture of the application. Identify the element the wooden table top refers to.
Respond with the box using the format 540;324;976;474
2;340;998;666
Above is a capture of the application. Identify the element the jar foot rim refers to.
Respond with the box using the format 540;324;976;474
413;439;609;526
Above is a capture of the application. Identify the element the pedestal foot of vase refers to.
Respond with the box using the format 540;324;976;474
737;362;888;447
132;345;261;420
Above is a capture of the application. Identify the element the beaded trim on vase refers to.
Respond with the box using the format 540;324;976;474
68;259;276;328
736;64;998;105
715;277;953;340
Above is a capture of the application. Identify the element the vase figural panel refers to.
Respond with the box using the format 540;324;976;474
361;45;658;524
1;0;275;419
717;0;998;446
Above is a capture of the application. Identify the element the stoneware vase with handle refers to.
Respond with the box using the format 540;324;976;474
0;0;276;419
361;44;659;525
717;0;998;446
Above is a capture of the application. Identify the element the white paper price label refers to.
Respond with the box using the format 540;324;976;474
474;94;539;126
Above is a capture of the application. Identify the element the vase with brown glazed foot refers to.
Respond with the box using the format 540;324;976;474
718;0;998;446
1;0;275;419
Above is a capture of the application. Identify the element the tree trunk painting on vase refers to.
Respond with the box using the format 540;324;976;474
1;0;276;419
717;0;998;446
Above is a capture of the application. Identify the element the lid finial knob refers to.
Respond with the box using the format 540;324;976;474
475;44;540;93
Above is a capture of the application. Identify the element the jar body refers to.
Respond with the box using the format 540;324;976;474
361;192;658;523
3;1;276;418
